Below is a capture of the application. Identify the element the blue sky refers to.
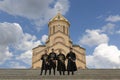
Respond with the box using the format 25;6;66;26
0;0;120;68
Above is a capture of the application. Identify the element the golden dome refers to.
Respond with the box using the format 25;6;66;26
48;13;70;26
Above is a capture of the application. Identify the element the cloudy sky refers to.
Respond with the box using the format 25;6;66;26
0;0;120;69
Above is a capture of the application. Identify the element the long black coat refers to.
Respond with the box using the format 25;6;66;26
48;52;57;69
41;54;49;70
57;53;66;71
66;51;77;71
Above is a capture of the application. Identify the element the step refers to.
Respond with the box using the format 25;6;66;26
0;69;120;80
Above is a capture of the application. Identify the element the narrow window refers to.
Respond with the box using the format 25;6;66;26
53;26;55;33
63;26;65;33
67;27;68;35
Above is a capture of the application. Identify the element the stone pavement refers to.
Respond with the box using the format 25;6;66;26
0;69;120;80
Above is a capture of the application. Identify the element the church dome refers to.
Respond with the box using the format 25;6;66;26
48;13;70;26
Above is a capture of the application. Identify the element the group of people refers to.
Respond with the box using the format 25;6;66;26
40;48;77;75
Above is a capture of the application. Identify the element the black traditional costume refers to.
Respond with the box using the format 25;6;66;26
66;51;77;75
48;52;57;75
40;54;49;75
57;53;66;75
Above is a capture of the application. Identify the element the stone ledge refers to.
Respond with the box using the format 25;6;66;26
0;69;120;80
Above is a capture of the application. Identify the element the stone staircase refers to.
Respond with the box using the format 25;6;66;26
0;69;120;80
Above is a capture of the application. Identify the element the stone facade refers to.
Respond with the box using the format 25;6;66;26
32;13;86;69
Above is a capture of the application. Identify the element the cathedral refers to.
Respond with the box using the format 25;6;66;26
32;13;86;69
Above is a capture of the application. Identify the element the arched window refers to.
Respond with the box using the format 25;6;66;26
54;36;65;44
63;26;65;33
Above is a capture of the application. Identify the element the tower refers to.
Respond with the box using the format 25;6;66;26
46;12;72;49
32;13;86;69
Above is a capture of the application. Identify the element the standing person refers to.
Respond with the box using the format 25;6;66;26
57;49;66;75
48;48;57;75
40;50;49;75
66;48;77;75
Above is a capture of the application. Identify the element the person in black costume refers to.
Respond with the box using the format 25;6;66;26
57;49;66;75
66;48;77;75
48;48;57;75
40;50;49;75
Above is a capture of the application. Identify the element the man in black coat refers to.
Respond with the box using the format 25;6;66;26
66;48;77;75
48;48;57;75
40;50;49;75
57;49;66;75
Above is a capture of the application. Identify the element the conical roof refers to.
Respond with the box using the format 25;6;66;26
48;13;70;26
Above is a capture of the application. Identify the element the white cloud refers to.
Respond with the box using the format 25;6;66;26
102;23;116;34
116;30;120;34
80;16;120;68
0;22;50;67
0;22;23;45
15;34;48;66
41;34;48;43
87;43;120;68
16;34;48;65
15;33;41;51
0;0;54;19
79;29;109;46
0;0;70;29
9;62;26;68
0;22;22;64
54;0;69;14
16;50;32;65
0;22;41;67
0;46;13;64
106;15;120;22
